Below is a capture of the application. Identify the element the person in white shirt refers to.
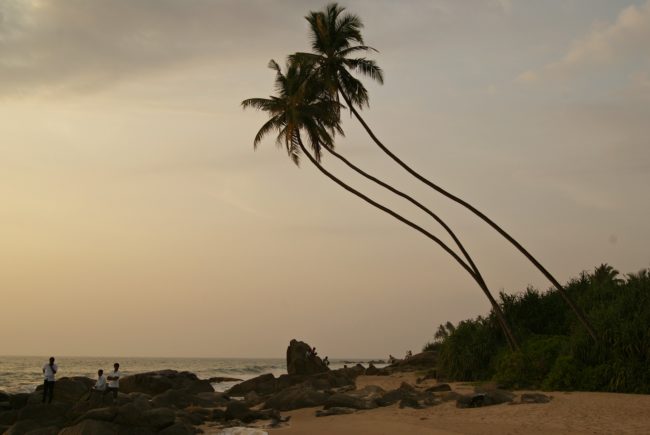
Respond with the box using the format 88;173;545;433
42;356;58;403
107;362;121;399
94;369;107;391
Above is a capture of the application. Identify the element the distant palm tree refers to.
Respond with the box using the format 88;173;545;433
242;59;519;350
295;2;597;342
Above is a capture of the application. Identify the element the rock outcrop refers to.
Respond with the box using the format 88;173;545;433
286;339;329;376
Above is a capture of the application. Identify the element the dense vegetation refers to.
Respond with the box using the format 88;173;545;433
424;264;650;393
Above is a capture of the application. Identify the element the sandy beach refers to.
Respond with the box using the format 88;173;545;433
265;373;650;435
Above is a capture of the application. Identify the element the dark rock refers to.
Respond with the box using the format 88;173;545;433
0;401;11;412
194;391;230;406
211;408;225;421
386;352;437;372
365;364;380;376
8;394;29;410
173;410;203;426
158;422;196;435
376;382;420;407
426;383;451;392
76;407;117;423
30;377;94;404
4;419;41;435
0;391;10;402
142;407;175;430
243;391;263;407
227;373;276;397
315;407;356;417
224;402;267;423
0;425;9;434
456;389;514;408
264;385;328;411
0;409;18;425
112;403;143;427
399;397;424;409
286;339;329;376
120;370;213;396
58;419;118;435
16;403;71;427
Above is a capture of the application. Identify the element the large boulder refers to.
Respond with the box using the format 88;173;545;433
456;389;515;408
16;403;71;427
376;382;421;407
30;378;94;404
286;339;329;376
264;384;328;411
120;370;213;396
227;374;277;397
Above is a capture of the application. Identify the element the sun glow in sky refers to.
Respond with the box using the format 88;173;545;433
1;0;649;358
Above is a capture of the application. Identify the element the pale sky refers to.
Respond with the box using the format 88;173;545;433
1;0;649;358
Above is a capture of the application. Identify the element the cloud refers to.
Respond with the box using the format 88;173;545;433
517;0;650;83
0;0;303;97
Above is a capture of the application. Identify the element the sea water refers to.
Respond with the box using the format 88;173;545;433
0;356;377;394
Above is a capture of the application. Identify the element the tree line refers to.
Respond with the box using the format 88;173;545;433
425;264;650;393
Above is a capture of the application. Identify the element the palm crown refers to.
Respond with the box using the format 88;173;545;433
291;2;384;109
241;59;343;164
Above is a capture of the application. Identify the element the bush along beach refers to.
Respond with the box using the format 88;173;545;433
424;264;650;393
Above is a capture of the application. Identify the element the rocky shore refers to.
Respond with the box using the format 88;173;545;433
0;340;551;434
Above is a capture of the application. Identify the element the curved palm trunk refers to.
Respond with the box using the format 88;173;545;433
297;135;519;350
323;145;519;349
339;91;598;342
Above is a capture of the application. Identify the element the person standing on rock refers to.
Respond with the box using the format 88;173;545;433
107;362;121;399
42;356;58;403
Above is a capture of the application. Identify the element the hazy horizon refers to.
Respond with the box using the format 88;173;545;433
2;0;649;358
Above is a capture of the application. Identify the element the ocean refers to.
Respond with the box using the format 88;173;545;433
0;356;378;394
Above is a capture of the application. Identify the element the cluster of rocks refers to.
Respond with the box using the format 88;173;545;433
0;370;272;435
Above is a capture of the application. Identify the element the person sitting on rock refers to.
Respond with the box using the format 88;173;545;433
94;369;107;391
406;350;413;359
87;369;107;401
107;362;121;399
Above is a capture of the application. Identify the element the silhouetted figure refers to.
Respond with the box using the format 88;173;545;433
405;350;413;359
107;363;121;399
323;356;330;366
42;357;58;403
388;354;396;364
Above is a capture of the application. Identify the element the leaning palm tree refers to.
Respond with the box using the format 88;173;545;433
294;2;598;341
242;59;519;350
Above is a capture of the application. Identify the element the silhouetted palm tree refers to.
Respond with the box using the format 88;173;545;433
295;2;597;342
242;59;519;350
